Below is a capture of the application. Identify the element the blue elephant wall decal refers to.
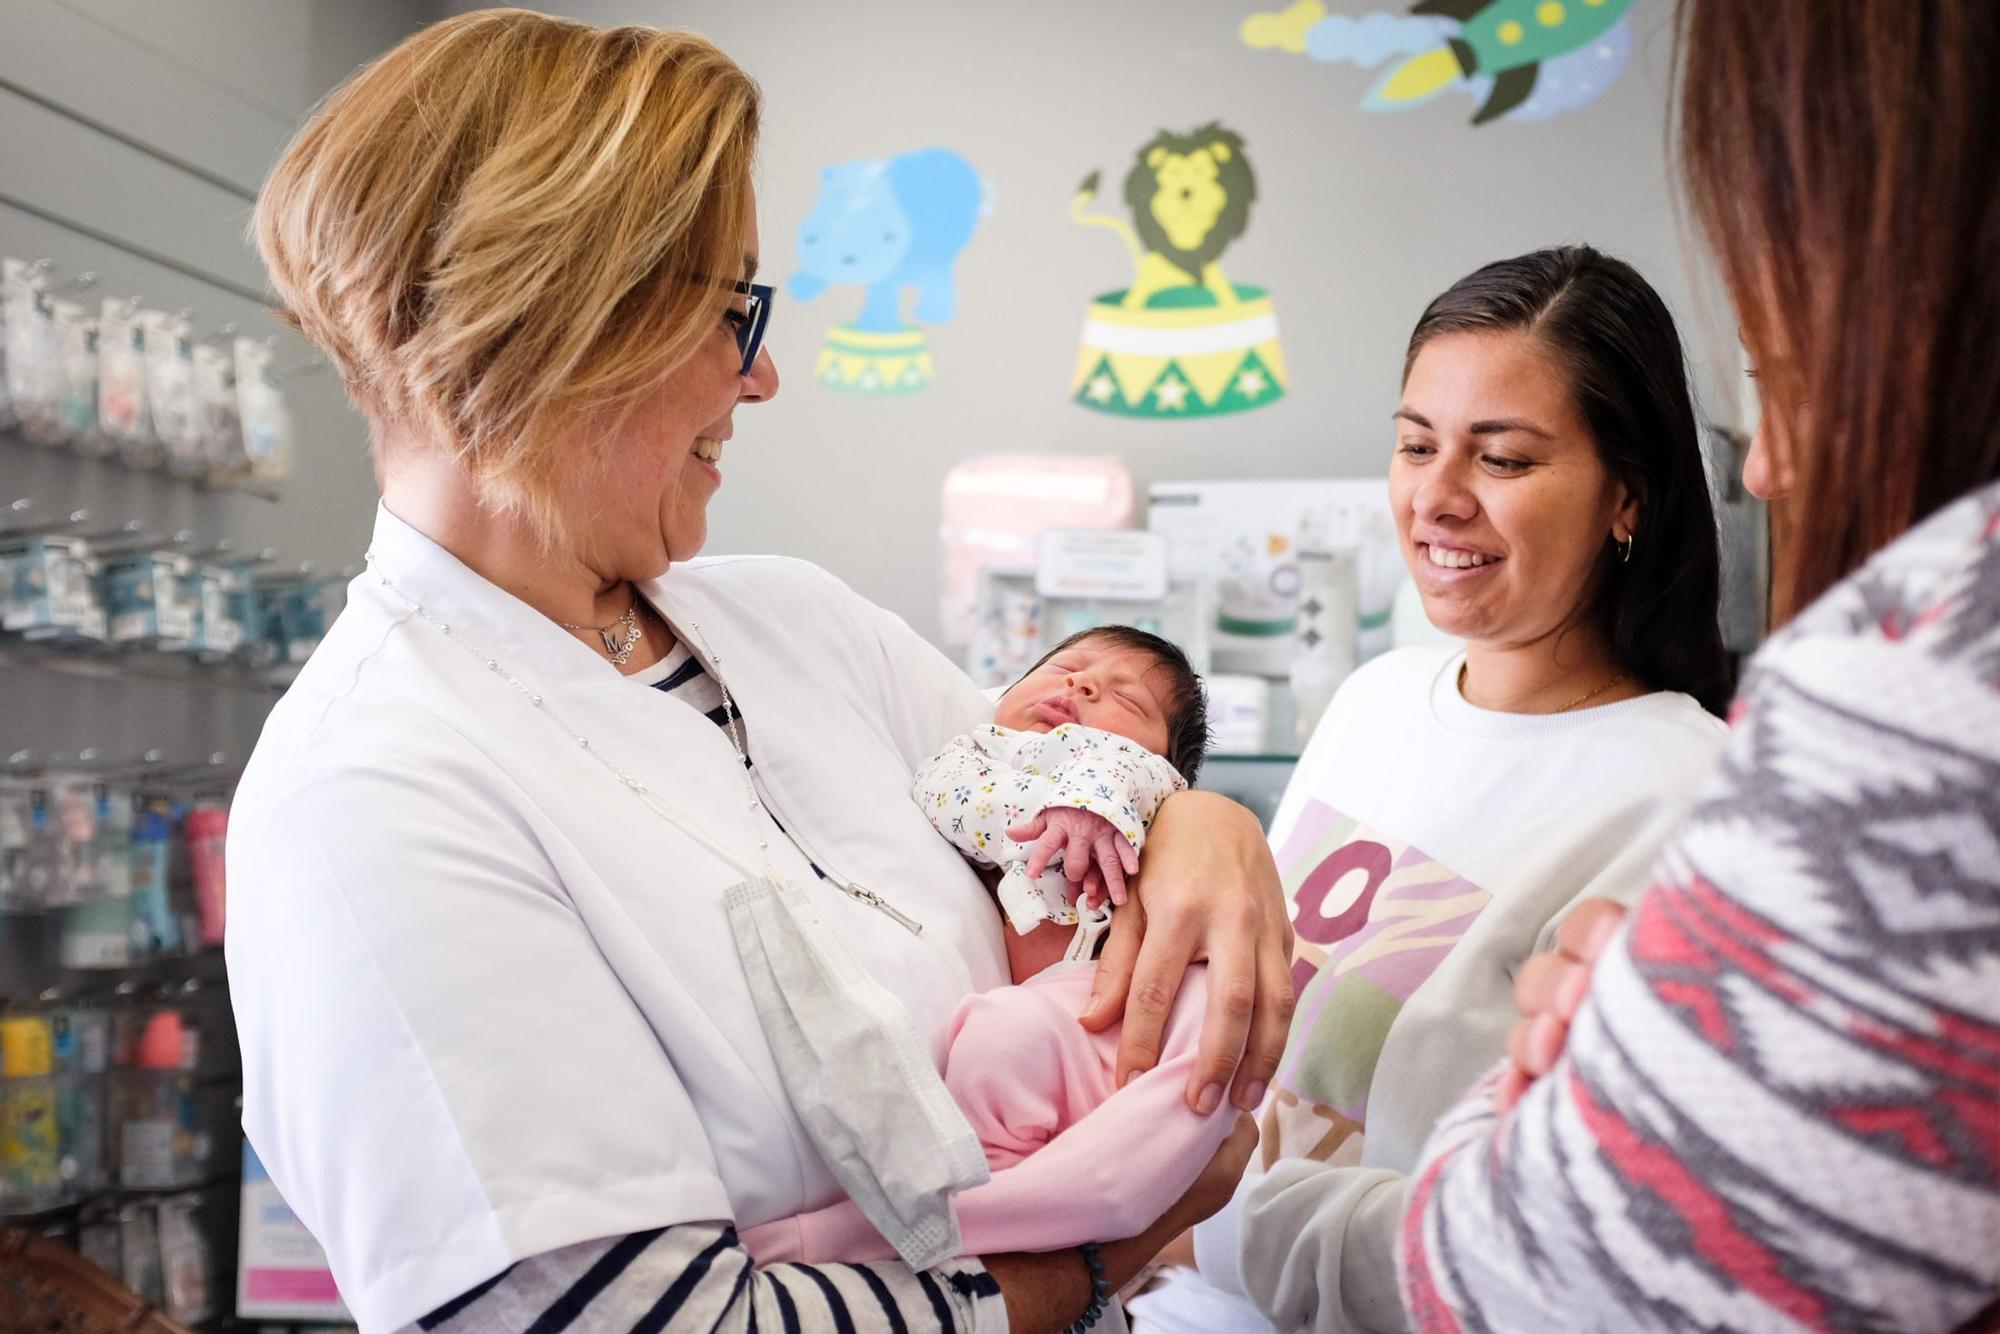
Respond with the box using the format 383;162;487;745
789;148;991;335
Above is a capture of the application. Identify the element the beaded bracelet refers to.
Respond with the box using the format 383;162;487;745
1063;1241;1114;1333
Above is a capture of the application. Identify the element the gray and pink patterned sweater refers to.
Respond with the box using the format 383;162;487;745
1400;478;2000;1331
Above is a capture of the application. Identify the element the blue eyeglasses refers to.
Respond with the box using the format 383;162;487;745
726;282;773;376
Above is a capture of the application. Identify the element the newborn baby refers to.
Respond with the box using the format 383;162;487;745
743;626;1232;1274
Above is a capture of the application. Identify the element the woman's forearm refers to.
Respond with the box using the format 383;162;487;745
990;1109;1259;1332
987;1222;1190;1334
1087;790;1295;1111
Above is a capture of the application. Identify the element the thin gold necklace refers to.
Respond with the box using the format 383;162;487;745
1459;663;1630;713
557;587;643;666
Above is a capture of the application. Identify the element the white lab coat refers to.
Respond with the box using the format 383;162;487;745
225;505;1008;1331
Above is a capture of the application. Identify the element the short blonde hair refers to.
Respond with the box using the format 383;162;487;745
255;8;760;542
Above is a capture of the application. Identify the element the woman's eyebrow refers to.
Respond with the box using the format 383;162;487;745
1468;418;1552;440
1393;408;1431;428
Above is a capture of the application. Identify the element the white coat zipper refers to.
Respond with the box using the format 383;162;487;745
838;881;925;936
748;773;927;937
769;798;978;1004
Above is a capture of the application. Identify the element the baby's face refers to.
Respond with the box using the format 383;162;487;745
995;638;1172;756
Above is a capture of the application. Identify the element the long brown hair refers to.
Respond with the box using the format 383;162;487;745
1677;1;2000;621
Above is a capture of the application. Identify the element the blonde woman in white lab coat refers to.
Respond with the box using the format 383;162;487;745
226;12;1286;1333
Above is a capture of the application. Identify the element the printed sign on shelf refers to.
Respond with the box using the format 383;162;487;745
237;1140;352;1322
1036;529;1171;602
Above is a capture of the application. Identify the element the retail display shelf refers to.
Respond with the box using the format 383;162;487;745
3;417;285;503
0;1171;238;1223
0;637;298;696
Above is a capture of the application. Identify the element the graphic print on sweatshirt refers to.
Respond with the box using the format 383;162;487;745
1266;800;1492;1166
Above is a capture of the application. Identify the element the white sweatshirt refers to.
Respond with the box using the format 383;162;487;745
1132;645;1726;1334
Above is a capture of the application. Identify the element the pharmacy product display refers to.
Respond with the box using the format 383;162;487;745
1;257;295;494
0;512;347;673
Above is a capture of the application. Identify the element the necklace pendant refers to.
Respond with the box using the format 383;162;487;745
599;627;622;656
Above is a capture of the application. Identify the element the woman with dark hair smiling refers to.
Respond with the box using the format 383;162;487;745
1400;3;2000;1329
1134;244;1733;1334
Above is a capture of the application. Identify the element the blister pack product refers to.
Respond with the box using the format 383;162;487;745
157;1192;214;1323
0;781;35;911
192;342;243;473
52;298;103;451
97;298;155;462
0;260;14;429
233;337;293;487
3;258;63;440
141;310;202;475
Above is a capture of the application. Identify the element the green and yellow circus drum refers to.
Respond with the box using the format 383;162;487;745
814;324;934;395
1071;285;1287;418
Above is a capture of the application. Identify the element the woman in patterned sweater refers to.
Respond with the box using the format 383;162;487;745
1399;2;2000;1328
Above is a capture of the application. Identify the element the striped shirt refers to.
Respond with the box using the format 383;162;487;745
636;644;752;756
402;645;1004;1333
1400;479;2000;1330
637;645;825;879
407;1223;1005;1333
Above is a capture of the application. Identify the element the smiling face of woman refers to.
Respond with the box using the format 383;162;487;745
1391;330;1637;650
569;201;781;581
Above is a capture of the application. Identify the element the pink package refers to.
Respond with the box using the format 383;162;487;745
938;456;1135;645
186;805;229;946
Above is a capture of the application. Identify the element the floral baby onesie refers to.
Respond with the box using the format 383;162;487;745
913;722;1187;936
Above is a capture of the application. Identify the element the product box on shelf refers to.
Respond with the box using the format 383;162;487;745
966;564;1209;690
114;1006;206;1191
1146;479;1402;678
192;562;254;657
0;1012;62;1212
102;550;198;648
1;534;107;641
256;575;340;666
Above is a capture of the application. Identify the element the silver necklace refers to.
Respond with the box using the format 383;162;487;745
365;553;773;878
557;591;643;667
364;553;924;934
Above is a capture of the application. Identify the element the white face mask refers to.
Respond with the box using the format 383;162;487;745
727;876;989;1269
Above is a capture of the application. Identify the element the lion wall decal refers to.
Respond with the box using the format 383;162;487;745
1071;123;1258;310
1068;122;1287;419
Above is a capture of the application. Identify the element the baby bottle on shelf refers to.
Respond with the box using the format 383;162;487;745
1289;508;1359;752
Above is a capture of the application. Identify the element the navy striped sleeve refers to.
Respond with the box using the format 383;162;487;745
404;1222;1008;1334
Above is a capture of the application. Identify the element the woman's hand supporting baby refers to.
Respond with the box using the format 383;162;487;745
1082;790;1296;1116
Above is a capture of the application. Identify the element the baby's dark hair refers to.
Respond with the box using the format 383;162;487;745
1019;625;1211;785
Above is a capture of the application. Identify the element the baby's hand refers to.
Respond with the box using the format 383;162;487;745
1007;807;1141;909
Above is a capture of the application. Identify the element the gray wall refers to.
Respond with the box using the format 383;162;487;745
0;0;427;765
5;0;1753;680
445;0;1748;645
